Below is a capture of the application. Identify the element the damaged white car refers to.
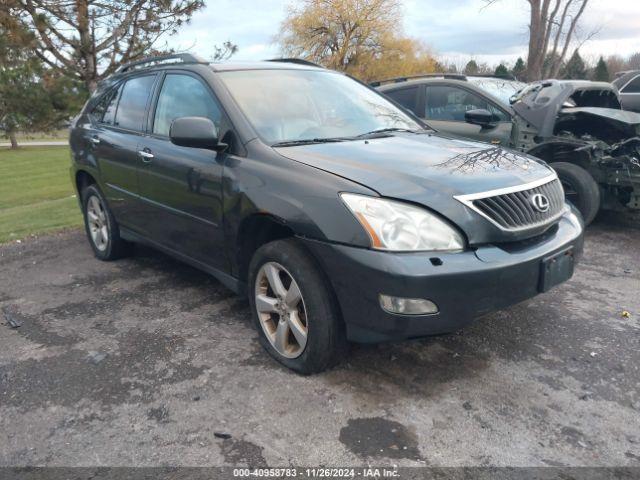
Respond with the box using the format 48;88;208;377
512;80;640;224
379;76;640;224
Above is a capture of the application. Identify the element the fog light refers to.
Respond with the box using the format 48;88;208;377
379;294;439;315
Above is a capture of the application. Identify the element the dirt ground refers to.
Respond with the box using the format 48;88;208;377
1;213;639;467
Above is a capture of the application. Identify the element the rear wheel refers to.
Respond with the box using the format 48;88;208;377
248;238;347;374
551;162;601;225
81;184;131;260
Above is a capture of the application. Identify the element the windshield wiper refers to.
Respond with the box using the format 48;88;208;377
271;128;429;146
271;137;350;147
356;127;427;138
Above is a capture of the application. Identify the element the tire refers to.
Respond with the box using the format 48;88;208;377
81;184;131;260
248;238;347;374
551;162;601;225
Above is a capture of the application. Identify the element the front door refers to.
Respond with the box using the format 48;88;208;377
423;85;513;146
136;72;227;270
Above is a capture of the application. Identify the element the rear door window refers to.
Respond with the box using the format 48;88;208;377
385;87;419;114
114;75;156;131
622;75;640;93
425;85;509;122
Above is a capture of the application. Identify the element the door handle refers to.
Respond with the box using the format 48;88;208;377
138;149;154;163
89;136;100;145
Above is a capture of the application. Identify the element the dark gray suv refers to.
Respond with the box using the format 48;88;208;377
69;55;584;373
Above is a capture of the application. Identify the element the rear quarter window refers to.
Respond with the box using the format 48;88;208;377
90;86;121;125
385;87;419;114
622;75;640;93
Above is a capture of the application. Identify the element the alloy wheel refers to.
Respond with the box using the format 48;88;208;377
254;261;308;359
86;195;109;251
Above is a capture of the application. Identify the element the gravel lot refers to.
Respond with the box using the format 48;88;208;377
1;213;639;467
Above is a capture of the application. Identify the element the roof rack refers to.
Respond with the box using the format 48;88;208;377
266;58;324;68
370;72;516;87
468;73;517;81
115;53;207;74
615;70;639;77
370;73;466;87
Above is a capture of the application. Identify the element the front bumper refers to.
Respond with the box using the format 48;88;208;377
302;210;584;343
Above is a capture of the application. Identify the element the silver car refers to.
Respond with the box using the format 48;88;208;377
613;70;640;113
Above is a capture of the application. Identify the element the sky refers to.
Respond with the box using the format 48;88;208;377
170;0;640;67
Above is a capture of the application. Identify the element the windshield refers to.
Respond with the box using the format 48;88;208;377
219;69;422;144
467;77;526;106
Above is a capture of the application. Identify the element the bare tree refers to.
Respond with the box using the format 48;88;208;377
484;0;591;81
628;52;640;70
3;0;210;92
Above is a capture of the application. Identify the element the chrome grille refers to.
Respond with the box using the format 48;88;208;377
455;176;566;231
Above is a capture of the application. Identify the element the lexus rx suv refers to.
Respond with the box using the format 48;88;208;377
69;55;584;373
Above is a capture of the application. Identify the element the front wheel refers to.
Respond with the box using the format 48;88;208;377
248;238;347;374
551;162;601;225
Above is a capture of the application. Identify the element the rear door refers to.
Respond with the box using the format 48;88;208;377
87;74;157;225
423;84;513;146
136;71;227;269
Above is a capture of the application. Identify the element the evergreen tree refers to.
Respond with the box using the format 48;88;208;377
4;0;210;92
0;26;83;148
563;50;587;79
464;60;479;75
494;63;509;77
511;57;526;80
592;56;610;82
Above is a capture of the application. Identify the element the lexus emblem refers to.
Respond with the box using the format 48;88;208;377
530;193;550;213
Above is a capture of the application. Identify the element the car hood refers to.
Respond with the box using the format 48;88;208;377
274;133;557;244
511;80;622;137
559;107;640;126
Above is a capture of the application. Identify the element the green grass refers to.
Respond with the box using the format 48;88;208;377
0;146;82;243
2;129;69;144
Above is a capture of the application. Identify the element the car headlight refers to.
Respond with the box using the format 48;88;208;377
340;193;465;252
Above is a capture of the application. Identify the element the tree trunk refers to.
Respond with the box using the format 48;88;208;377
9;130;18;149
86;78;98;93
550;0;589;78
526;0;544;81
76;0;98;93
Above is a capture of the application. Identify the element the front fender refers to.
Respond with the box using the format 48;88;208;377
222;143;375;271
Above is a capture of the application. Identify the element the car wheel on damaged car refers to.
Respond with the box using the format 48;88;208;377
551;162;601;224
69;55;584;373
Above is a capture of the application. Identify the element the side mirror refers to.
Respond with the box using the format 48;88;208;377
465;109;495;128
169;116;225;151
